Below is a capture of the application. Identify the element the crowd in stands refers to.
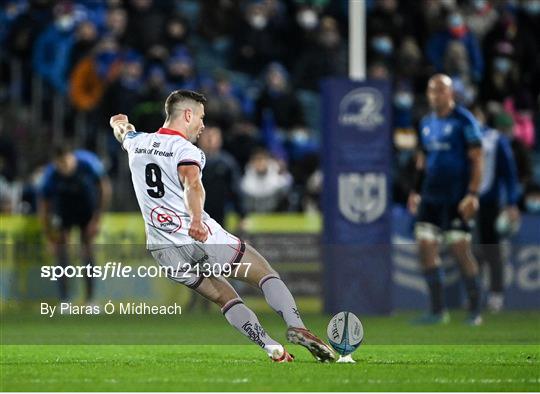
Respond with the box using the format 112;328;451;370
0;0;539;215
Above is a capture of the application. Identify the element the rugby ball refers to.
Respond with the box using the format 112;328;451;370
326;311;364;356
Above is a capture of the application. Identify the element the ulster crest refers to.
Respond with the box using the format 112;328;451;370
338;173;387;223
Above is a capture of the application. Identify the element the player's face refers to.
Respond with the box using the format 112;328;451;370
187;104;205;142
426;80;453;111
54;153;77;176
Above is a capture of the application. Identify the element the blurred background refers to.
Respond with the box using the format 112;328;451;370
0;0;539;312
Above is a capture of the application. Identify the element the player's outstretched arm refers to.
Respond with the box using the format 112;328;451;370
109;114;135;143
178;164;208;242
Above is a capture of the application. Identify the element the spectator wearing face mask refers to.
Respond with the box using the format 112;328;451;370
483;8;537;93
367;0;409;50
287;4;320;67
368;33;395;69
293;16;347;91
32;1;79;94
523;184;540;214
233;2;288;75
463;0;499;40
426;11;484;83
482;40;519;104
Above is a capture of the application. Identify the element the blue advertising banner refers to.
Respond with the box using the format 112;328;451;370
392;206;540;310
321;78;393;315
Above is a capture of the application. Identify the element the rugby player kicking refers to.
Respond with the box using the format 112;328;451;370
110;89;335;363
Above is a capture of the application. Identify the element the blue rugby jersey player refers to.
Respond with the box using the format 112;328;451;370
409;74;484;326
40;149;105;228
416;104;483;233
38;148;110;303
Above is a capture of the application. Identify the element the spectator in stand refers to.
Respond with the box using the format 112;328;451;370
483;7;537;95
204;70;245;132
255;63;305;133
197;125;246;227
101;50;144;175
163;14;190;52
124;0;165;55
394;36;426;93
493;111;533;201
426;11;484;83
463;0;499;41
241;148;292;213
67;20;99;75
198;0;242;45
287;4;321;69
165;48;205;92
294;16;347;91
480;40;519;104
32;1;78;94
224;120;260;172
4;0;53;101
104;6;128;45
367;0;409;49
69;36;123;114
233;1;288;75
131;65;168;133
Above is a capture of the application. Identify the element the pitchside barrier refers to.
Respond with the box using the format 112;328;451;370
1;211;538;311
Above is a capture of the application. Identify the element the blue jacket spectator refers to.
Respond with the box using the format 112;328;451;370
32;4;77;93
426;12;484;82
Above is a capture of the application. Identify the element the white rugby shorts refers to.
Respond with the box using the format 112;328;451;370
150;229;245;288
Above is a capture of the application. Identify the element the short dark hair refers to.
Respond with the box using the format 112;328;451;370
52;143;73;159
164;90;206;121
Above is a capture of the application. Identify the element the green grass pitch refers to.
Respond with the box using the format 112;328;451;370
1;308;539;391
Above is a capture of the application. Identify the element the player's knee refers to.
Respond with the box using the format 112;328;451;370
219;296;244;313
257;272;281;288
445;230;471;245
414;222;441;242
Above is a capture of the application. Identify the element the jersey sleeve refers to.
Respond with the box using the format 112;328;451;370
176;143;205;170
416;117;427;153
122;131;142;151
38;164;55;199
462;113;482;148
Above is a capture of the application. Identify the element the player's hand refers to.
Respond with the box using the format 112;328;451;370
188;219;209;242
407;192;421;215
458;194;479;221
505;205;520;223
109;114;129;127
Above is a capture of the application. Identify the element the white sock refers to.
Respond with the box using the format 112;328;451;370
221;298;282;356
259;275;306;329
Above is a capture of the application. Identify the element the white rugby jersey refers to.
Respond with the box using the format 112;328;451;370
123;127;222;249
